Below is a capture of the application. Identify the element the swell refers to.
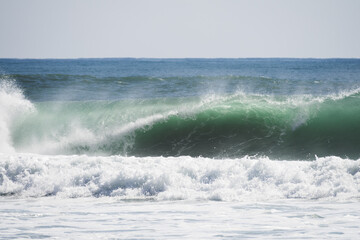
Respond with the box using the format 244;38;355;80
11;73;279;82
6;86;360;159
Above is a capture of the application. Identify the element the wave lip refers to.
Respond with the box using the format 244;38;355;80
0;154;359;201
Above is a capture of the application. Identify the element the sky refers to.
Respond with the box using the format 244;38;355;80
0;0;360;58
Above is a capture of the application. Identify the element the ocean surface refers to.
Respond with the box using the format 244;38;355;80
0;58;359;239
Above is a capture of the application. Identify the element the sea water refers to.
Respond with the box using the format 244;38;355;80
0;58;359;239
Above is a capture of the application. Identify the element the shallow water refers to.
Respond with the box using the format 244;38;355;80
1;197;359;239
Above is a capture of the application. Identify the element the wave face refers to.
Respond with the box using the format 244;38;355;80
1;154;359;200
2;78;360;159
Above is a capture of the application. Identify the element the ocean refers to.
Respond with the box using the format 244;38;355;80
0;58;359;239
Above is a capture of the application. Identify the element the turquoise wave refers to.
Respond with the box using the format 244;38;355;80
10;90;360;159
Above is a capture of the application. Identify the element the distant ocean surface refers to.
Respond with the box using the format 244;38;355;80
1;58;359;239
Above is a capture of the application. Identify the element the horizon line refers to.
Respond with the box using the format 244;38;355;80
1;57;360;60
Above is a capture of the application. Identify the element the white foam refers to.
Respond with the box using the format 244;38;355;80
0;153;359;201
0;78;34;153
327;86;360;101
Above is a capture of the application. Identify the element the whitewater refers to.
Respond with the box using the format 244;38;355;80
1;58;360;239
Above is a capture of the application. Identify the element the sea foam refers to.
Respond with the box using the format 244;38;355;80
1;154;359;201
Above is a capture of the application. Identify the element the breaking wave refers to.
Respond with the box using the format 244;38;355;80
0;154;359;200
2;76;360;159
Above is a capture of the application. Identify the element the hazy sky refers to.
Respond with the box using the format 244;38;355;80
1;0;359;58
